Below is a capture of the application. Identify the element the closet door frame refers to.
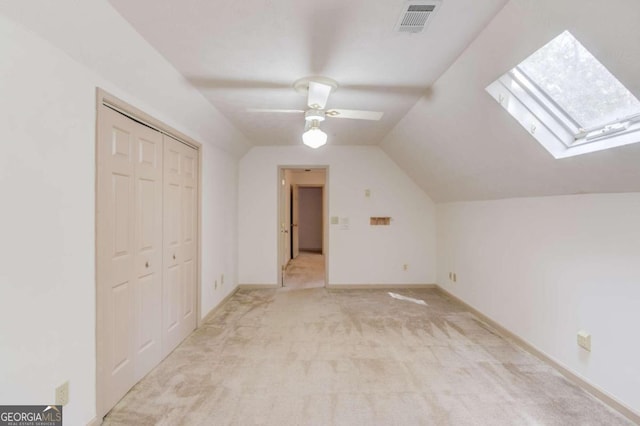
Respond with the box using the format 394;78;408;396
95;88;203;419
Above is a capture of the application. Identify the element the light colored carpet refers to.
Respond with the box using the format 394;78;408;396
283;251;325;289
103;288;633;425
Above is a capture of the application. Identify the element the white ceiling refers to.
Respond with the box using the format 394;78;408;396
3;0;638;201
107;0;508;146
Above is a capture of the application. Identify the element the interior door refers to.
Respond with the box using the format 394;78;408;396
162;135;198;356
97;106;163;412
291;184;299;259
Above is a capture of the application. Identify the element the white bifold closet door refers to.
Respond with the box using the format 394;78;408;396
97;106;199;416
97;106;164;411
162;135;198;356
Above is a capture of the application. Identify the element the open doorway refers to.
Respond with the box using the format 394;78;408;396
278;167;328;289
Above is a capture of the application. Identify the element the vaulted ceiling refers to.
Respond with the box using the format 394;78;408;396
107;0;507;146
3;0;639;202
106;0;640;202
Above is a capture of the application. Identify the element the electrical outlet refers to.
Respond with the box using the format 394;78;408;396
449;272;452;280
577;330;591;351
403;264;408;271
214;280;218;290
55;381;69;406
221;274;224;285
452;273;457;282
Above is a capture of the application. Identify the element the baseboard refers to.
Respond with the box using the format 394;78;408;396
199;287;239;326
86;416;101;426
327;283;438;290
435;285;640;425
237;283;280;289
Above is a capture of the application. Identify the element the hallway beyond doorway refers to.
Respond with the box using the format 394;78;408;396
278;166;328;287
283;251;325;289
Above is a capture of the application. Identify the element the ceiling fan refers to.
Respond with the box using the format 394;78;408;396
247;76;384;148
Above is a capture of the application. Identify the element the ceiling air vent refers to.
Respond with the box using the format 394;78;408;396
394;1;441;34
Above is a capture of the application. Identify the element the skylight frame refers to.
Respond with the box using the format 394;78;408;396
511;66;582;137
486;31;640;158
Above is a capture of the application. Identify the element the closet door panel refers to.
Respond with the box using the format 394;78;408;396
98;108;137;412
183;258;195;321
162;136;198;356
166;262;181;330
163;136;184;355
181;145;198;334
133;126;163;381
164;177;182;342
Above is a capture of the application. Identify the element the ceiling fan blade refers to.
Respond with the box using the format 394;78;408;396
307;81;332;109
188;77;291;90
246;108;304;114
326;109;384;121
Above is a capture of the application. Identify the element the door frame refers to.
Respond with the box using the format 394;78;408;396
277;166;329;287
290;184;295;260
95;88;203;419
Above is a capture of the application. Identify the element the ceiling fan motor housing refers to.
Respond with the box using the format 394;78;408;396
293;76;339;95
305;109;326;121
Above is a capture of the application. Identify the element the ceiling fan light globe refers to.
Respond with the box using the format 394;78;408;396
302;127;327;149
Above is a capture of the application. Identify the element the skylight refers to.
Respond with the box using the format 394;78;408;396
486;31;640;158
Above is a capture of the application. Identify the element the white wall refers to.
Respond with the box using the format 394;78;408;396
200;147;240;316
0;4;247;424
238;146;436;286
0;1;251;158
437;193;640;415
